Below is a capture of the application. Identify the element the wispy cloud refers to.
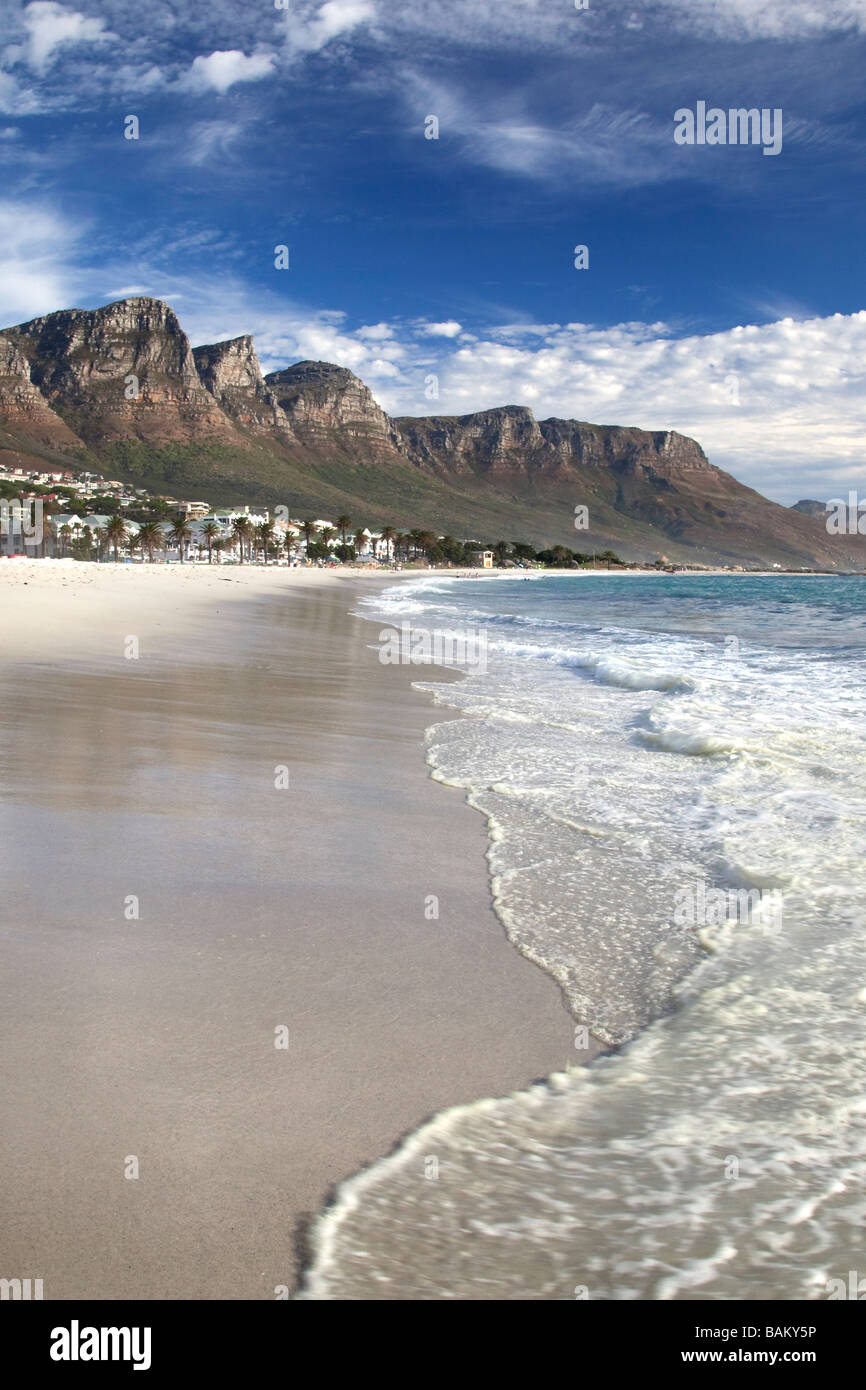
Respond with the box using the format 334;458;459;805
656;0;866;41
183;119;251;166
0;198;83;321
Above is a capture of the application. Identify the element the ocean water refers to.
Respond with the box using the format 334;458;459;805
301;574;866;1300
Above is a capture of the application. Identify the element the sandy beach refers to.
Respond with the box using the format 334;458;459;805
0;559;575;1300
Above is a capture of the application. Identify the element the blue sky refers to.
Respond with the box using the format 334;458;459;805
1;0;865;502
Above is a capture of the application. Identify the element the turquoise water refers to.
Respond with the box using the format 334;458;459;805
302;574;866;1300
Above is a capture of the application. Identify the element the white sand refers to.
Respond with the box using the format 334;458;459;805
0;558;577;1299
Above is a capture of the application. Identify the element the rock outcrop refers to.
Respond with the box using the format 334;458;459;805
265;361;404;459
3;298;234;444
193;335;293;436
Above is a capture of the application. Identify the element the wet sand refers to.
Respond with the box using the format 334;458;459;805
0;562;575;1299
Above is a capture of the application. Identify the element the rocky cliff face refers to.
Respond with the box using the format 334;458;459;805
3;298;234;444
193;335;293;436
265;361;404;459
538;423;712;474
0;335;83;450
396;406;543;476
395;408;712;481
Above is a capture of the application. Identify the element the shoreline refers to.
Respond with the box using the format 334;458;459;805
0;560;577;1299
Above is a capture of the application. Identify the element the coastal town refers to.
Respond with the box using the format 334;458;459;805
0;462;755;571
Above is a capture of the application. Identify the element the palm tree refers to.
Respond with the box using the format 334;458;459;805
257;521;275;564
395;532;409;561
231;515;251;564
201;520;221;564
137;521;162;562
283;529;297;562
211;537;225;565
105;515;127;563
301;519;317;550
380;526;396;561
319;526;335;552
353;528;366;555
169;514;192;563
58;523;72;558
337;514;352;546
40;501;56;557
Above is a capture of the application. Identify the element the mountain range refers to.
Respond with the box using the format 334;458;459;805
0;297;860;568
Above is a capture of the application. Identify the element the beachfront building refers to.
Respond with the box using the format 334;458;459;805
47;513;82;557
349;527;377;561
365;531;396;562
51;513;84;535
50;513;142;540
48;513;143;558
468;548;495;568
202;507;269;531
81;514;140;540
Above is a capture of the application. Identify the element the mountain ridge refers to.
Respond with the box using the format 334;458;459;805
0;297;861;569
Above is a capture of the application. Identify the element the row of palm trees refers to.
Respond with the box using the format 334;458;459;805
59;516;284;564
56;511;445;565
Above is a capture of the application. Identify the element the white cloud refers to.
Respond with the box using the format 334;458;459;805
356;322;395;340
113;63;165;94
421;320;463;337
0;199;81;322
371;312;866;503
282;0;376;56
19;2;113;74
183;50;276;95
